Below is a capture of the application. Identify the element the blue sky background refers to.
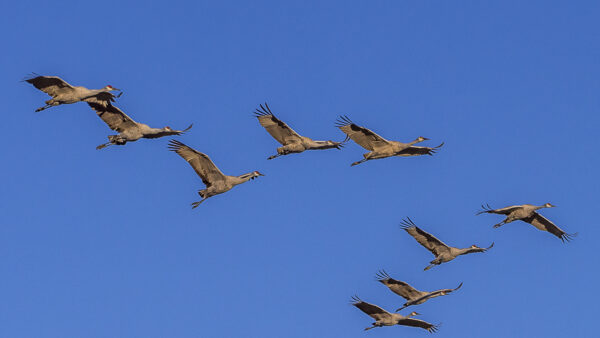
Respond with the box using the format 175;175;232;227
1;1;598;337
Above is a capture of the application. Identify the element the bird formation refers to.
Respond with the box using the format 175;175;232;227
25;74;577;333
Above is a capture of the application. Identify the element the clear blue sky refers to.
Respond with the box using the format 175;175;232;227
1;1;598;337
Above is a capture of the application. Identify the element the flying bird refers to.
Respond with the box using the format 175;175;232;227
168;140;264;208
400;217;494;271
351;296;439;332
254;103;344;159
88;102;192;149
477;203;576;242
375;270;463;311
335;115;443;166
25;74;121;112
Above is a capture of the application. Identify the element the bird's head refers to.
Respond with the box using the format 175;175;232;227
250;171;265;180
470;244;479;249
544;203;556;208
104;85;120;91
416;136;429;142
409;311;420;317
164;126;173;131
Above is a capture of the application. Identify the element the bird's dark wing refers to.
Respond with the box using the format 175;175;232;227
351;296;391;321
335;116;389;151
400;218;450;257
477;203;523;215
397;318;439;333
395;142;444;157
254;103;302;145
168;140;226;188
84;92;117;106
144;124;193;139
375;270;423;300
25;75;73;97
524;213;577;242
88;102;138;133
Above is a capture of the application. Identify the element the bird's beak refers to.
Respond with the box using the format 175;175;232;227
422;137;430;141
259;173;265;176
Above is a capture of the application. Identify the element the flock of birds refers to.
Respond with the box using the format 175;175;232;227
25;74;578;333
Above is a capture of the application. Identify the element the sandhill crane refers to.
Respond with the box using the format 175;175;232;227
25;74;121;112
335;115;443;166
375;270;463;311
477;203;577;242
87;102;192;149
351;296;439;332
400;217;494;271
168;140;264;208
254;103;343;159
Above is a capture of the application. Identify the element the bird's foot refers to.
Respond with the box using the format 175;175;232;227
96;143;110;150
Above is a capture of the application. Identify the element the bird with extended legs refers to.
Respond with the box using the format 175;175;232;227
25;74;122;112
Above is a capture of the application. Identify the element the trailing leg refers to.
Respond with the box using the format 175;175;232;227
191;198;208;208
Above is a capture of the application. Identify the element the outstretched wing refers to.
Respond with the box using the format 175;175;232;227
350;296;392;321
145;124;193;139
375;270;423;300
477;203;523;215
396;142;444;157
25;75;74;97
335;116;389;151
88;102;138;133
254;103;302;145
400;217;450;257
525;212;577;242
168;140;226;188
397;318;439;333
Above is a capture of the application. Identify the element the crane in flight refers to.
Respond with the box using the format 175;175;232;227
25;74;121;112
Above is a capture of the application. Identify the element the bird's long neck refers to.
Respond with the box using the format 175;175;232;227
232;172;255;185
408;138;424;146
457;247;474;256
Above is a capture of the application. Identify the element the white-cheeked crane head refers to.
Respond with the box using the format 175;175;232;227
164;126;173;131
544;203;556;208
409;311;420;317
103;85;121;91
250;171;265;180
416;136;429;142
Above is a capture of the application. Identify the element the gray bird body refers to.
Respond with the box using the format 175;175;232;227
375;270;463;311
335;116;443;166
168;140;264;208
400;217;493;271
351;296;438;332
477;203;576;242
88;102;192;149
25;75;121;112
254;103;343;159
